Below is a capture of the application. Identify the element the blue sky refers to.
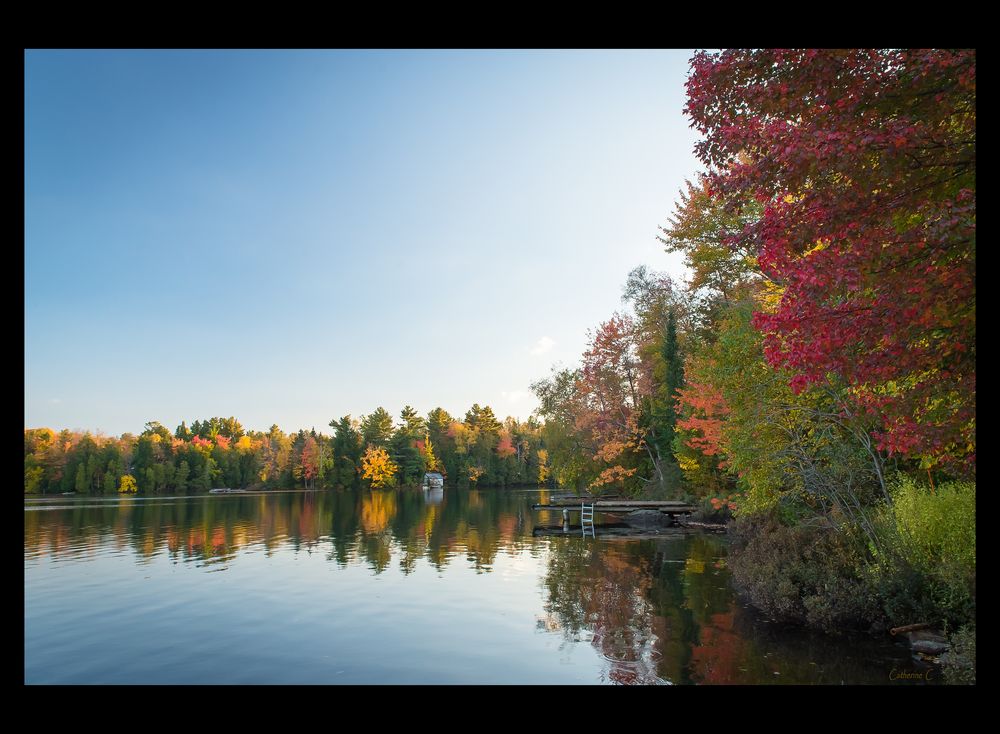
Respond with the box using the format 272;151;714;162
25;49;702;436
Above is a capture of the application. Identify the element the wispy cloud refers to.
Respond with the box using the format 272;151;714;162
529;336;555;356
501;390;528;403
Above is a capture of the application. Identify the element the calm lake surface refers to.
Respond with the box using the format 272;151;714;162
25;487;932;685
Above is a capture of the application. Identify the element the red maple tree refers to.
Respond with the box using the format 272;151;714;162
686;49;975;475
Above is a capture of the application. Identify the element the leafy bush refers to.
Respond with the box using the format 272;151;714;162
870;476;976;628
728;513;883;633
689;493;736;523
942;624;976;685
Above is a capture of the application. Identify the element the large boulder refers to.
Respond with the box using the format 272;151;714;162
907;629;950;656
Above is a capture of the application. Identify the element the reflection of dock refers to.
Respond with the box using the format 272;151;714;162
532;500;696;518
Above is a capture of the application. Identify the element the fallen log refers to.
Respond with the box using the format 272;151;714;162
890;622;933;636
678;520;728;532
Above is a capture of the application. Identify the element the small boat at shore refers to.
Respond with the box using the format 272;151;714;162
209;488;247;494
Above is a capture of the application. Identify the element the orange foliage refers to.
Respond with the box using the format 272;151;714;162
676;380;729;459
590;465;637;488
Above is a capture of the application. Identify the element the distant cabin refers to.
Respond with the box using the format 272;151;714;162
422;472;444;488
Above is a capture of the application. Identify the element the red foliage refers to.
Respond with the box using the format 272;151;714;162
686;49;975;474
575;314;647;480
496;432;516;459
676;381;730;463
301;436;319;482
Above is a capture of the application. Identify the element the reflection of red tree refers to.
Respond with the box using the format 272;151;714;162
688;611;745;684
583;549;664;685
497;515;517;541
211;527;226;551
298;496;316;541
188;528;205;554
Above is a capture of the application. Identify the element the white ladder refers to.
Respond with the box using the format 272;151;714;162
581;502;595;538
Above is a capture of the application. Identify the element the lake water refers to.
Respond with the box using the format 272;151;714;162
24;487;933;684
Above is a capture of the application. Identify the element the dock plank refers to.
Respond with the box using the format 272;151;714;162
532;500;696;514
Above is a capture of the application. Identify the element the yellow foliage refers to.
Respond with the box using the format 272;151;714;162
678;455;700;472
757;279;785;314
360;445;397;488
118;474;138;493
537;449;549;483
360;490;397;534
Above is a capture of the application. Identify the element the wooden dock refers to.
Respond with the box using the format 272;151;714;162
532;523;698;539
531;499;696;516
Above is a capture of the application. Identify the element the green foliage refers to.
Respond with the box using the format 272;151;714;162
942;625;976;685
330;416;362;488
25;461;44;493
695;301;886;523
175;461;189;492
74;464;87;493
390;430;423;486
869;476;976;627
464;404;501;435
361;408;395;448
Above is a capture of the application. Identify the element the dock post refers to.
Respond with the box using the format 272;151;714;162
562;508;569;531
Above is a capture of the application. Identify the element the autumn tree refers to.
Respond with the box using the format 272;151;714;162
532;367;594;490
686;48;975;477
657;174;762;336
361;445;398;489
417;435;441;474
300;435;320;488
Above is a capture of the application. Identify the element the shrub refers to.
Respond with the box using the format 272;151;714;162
728;513;883;633
941;624;976;685
870;476;976;628
690;493;736;523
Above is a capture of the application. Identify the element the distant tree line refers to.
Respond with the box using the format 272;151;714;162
25;407;550;494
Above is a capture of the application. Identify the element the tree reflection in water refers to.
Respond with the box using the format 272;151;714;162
541;535;711;684
25;488;924;684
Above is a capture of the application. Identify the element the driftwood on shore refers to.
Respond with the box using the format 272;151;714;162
678;520;728;533
890;622;933;636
